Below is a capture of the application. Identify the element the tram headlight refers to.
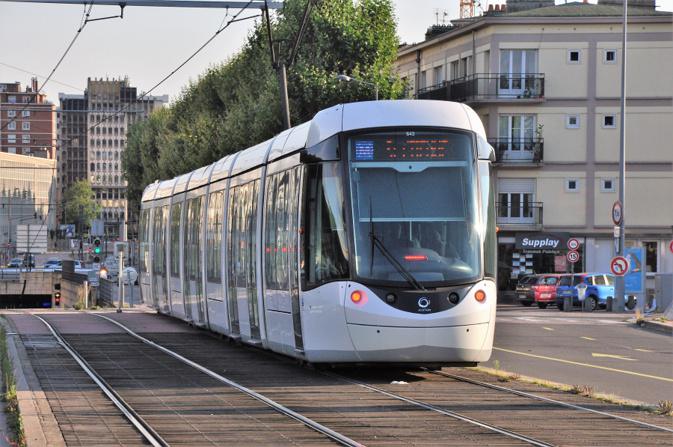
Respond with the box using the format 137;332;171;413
351;290;366;304
385;293;396;304
474;289;487;303
448;292;460;304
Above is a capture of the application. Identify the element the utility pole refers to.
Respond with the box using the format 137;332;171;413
614;0;628;312
263;0;313;130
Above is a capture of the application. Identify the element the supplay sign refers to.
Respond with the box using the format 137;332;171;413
515;233;570;252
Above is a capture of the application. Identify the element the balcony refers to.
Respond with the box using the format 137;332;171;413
417;73;545;103
496;201;543;229
488;138;544;165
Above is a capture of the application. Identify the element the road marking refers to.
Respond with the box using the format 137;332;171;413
493;347;673;383
581;336;596;341
592;353;636;361
542;327;554;331
634;348;653;353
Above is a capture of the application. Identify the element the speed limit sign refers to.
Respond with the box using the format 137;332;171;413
567;250;580;263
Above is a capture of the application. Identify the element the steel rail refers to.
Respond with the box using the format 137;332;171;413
33;315;168;447
94;313;364;447
325;371;554;447
425;368;673;434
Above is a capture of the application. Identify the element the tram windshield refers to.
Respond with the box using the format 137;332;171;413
348;130;481;286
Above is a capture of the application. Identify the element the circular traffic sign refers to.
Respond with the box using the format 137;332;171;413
610;256;629;276
567;238;580;251
612;201;623;225
567;250;580;263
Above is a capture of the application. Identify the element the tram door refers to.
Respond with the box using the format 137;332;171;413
169;201;187;319
184;196;206;325
228;180;261;341
263;167;303;354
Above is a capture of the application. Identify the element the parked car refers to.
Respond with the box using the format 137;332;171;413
7;258;22;268
531;274;562;309
555;273;615;311
515;275;538;306
43;259;61;269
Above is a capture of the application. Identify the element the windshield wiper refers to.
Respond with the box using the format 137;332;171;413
368;198;425;291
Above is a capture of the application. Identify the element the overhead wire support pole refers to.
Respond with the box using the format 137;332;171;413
614;0;628;312
263;0;291;130
0;0;281;8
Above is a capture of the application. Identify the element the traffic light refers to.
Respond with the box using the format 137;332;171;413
54;283;61;307
93;238;102;254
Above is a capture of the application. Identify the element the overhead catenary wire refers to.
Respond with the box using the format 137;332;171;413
81;0;258;138
0;2;95;133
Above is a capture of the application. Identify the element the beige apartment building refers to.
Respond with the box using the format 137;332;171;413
395;0;673;290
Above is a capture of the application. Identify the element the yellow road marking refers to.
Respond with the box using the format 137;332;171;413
581;336;596;341
493;347;673;383
542;327;554;331
592;353;636;361
634;348;653;353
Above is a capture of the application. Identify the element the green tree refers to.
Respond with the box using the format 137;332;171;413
63;180;101;233
123;0;403;203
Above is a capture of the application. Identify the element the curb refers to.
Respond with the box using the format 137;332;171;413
0;317;65;447
635;319;673;336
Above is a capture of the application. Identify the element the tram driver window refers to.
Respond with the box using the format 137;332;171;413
303;163;349;288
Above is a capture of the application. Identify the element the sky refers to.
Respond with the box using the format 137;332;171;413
0;0;672;105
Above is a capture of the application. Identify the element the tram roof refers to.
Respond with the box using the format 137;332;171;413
142;100;487;203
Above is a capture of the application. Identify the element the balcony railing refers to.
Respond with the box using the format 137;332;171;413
488;138;544;164
417;73;545;103
496;201;543;226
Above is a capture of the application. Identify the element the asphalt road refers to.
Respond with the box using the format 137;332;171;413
488;304;673;405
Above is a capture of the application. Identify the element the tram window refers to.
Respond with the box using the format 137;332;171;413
265;168;301;290
139;209;149;274
206;191;224;283
170;203;182;278
303;163;349;288
152;207;165;276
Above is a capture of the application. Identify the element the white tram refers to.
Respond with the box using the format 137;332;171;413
139;100;497;364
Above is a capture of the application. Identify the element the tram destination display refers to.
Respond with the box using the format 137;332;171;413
352;132;470;162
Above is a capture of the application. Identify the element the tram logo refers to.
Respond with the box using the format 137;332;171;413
417;297;431;312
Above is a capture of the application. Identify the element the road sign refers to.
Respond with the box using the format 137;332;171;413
567;250;580;263
624;247;645;294
610;256;629;276
612;201;623;225
567;238;580;251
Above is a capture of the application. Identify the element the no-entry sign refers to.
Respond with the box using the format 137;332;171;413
610;256;629;276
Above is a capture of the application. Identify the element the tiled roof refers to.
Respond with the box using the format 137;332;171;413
505;2;672;17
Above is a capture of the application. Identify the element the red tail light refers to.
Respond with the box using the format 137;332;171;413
404;255;427;261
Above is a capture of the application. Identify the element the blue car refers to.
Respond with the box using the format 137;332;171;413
555;273;615;311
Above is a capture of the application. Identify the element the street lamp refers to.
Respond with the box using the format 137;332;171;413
336;74;379;101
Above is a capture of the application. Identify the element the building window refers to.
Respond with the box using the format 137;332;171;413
603;115;616;128
7;121;16;130
565;178;579;192
604;49;617;64
644;241;658;273
8;134;16;143
7;147;16;154
22;122;30;130
22;110;30;117
8;96;16;103
600;178;615;192
568;49;581;64
22;135;30;144
7;110;16;117
433;65;444;85
420;70;427;89
566;114;580;129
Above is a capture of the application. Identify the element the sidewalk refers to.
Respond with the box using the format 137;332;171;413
633;315;673;336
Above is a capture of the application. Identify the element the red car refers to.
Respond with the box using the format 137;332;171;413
531;274;562;309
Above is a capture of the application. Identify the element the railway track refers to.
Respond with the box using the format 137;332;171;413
33;313;359;446
21;311;673;446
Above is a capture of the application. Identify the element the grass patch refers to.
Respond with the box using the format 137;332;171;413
658;400;673;416
0;326;26;446
471;366;663;416
73;301;84;310
571;384;595;397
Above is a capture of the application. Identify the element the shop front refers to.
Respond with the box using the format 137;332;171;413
497;232;584;290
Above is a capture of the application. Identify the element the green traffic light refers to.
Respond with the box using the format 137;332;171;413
94;247;101;254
